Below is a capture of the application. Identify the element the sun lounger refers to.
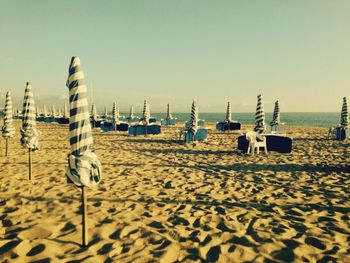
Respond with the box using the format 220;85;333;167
100;122;129;132
238;133;293;153
216;121;241;131
128;124;161;136
183;128;207;143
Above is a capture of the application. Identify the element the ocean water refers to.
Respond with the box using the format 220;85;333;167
121;112;340;127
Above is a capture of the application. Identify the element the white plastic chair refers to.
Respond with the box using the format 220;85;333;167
246;131;267;155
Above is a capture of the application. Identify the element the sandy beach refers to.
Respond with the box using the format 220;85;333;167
0;120;349;262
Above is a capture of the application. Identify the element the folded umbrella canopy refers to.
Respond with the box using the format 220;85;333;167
166;103;173;120
52;105;56;118
66;56;102;247
142;100;150;126
129;105;134;119
21;82;40;151
103;106;108;120
91;103;97;121
112;101;119;126
66;57;102;187
270;100;280;126
340;97;349;128
189;100;198;136
21;82;40;180
254;94;266;133
43;105;47;117
225;101;232;122
2;92;15;156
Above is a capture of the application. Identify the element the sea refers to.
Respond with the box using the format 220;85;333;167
121;112;340;128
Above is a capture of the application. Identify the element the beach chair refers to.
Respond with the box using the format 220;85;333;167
128;124;161;136
184;128;208;143
216;121;241;131
246;131;267;155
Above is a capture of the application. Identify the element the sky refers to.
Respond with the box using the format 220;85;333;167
0;0;350;113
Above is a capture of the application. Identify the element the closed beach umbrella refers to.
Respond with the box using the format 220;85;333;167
52;105;56;117
189;100;198;136
225;101;232;122
1;92;15;156
91;103;97;121
254;94;266;133
112;101;119;127
340;97;349;127
66;56;102;246
129;105;134;119
43;105;47;116
21;82;40;180
166;103;173;120
270;100;280;126
58;107;62;117
142;100;150;125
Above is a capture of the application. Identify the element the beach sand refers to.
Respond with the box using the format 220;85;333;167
0;120;349;262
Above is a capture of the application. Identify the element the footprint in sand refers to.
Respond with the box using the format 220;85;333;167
168;230;181;241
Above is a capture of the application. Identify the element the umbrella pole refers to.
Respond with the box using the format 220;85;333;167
28;149;32;181
82;186;88;246
5;139;8;156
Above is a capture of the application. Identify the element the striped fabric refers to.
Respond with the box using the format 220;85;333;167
1;92;15;139
340;97;349;127
270;100;280;126
129;106;134;119
254;94;266;133
66;57;101;188
21;82;40;151
91;103;97;122
142;100;150;125
225;102;232;122
189;100;198;135
64;104;68;118
166;103;173;120
112;102;119;126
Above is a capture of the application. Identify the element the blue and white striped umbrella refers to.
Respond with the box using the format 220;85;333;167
91;103;97;122
189;100;198;135
270;100;280;126
2;92;15;139
129;106;134;119
66;57;101;188
112;101;119;126
225;102;232;122
254;94;266;133
142;100;150;125
340;97;349;127
166;103;173;120
52;105;56;117
21;82;40;151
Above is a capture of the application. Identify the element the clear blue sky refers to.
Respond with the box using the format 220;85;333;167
0;0;349;113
